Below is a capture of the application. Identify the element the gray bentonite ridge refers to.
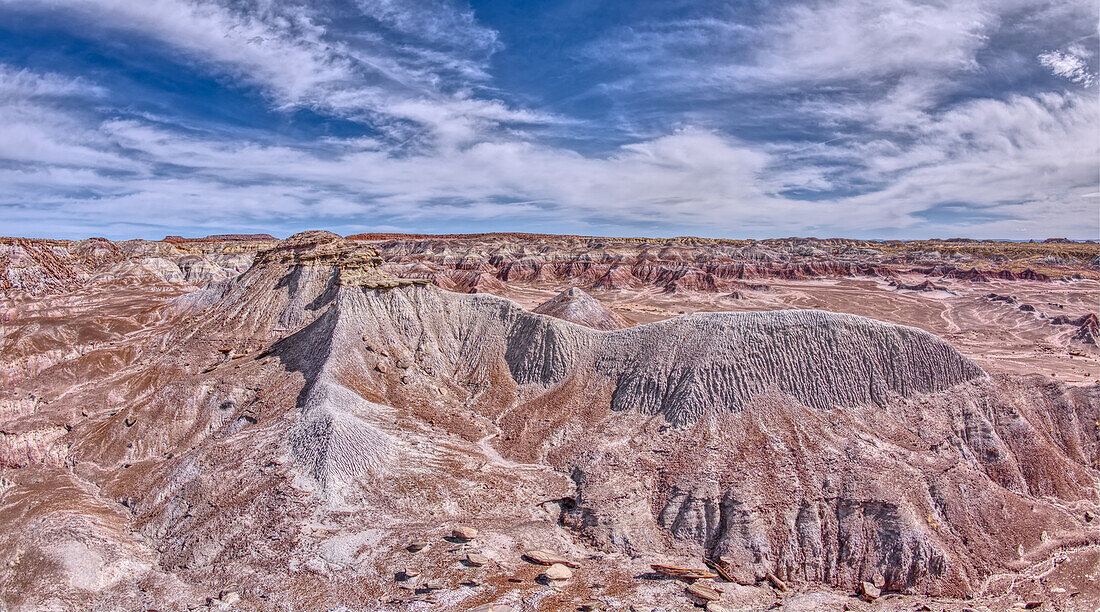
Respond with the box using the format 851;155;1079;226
183;234;987;490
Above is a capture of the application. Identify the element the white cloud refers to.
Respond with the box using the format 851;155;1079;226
0;64;137;168
1039;47;1095;86
836;92;1099;233
749;0;990;83
0;64;106;99
2;0;547;147
4;87;1096;239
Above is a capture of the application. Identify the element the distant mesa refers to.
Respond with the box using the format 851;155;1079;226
533;286;632;330
163;233;277;243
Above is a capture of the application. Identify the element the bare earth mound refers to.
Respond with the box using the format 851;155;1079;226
532;286;632;330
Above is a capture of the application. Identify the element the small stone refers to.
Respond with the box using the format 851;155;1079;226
543;563;573;581
860;580;880;602
524;549;578;567
397;359;413;369
765;571;787;592
686;582;720;602
375;362;388;373
407;541;429;552
451;525;478;541
219;591;241;606
402;568;420;578
706;603;734;612
872;573;885;588
424;580;444;590
466;552;489;567
1085;510;1095;522
578;600;603;611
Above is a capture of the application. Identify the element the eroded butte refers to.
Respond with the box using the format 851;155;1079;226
1;231;1098;611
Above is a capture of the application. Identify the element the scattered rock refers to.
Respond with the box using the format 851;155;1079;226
686;581;721;602
765;571;787;592
860;580;880;602
465;552;489;567
651;563;717;581
407;541;429;552
524;549;578;567
543;563;573;581
451;526;477;541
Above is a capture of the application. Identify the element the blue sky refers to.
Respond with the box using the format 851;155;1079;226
0;0;1097;240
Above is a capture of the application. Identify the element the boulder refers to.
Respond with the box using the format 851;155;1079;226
543;563;572;581
524;549;578;567
465;552;489;567
451;525;478;541
860;580;880;602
